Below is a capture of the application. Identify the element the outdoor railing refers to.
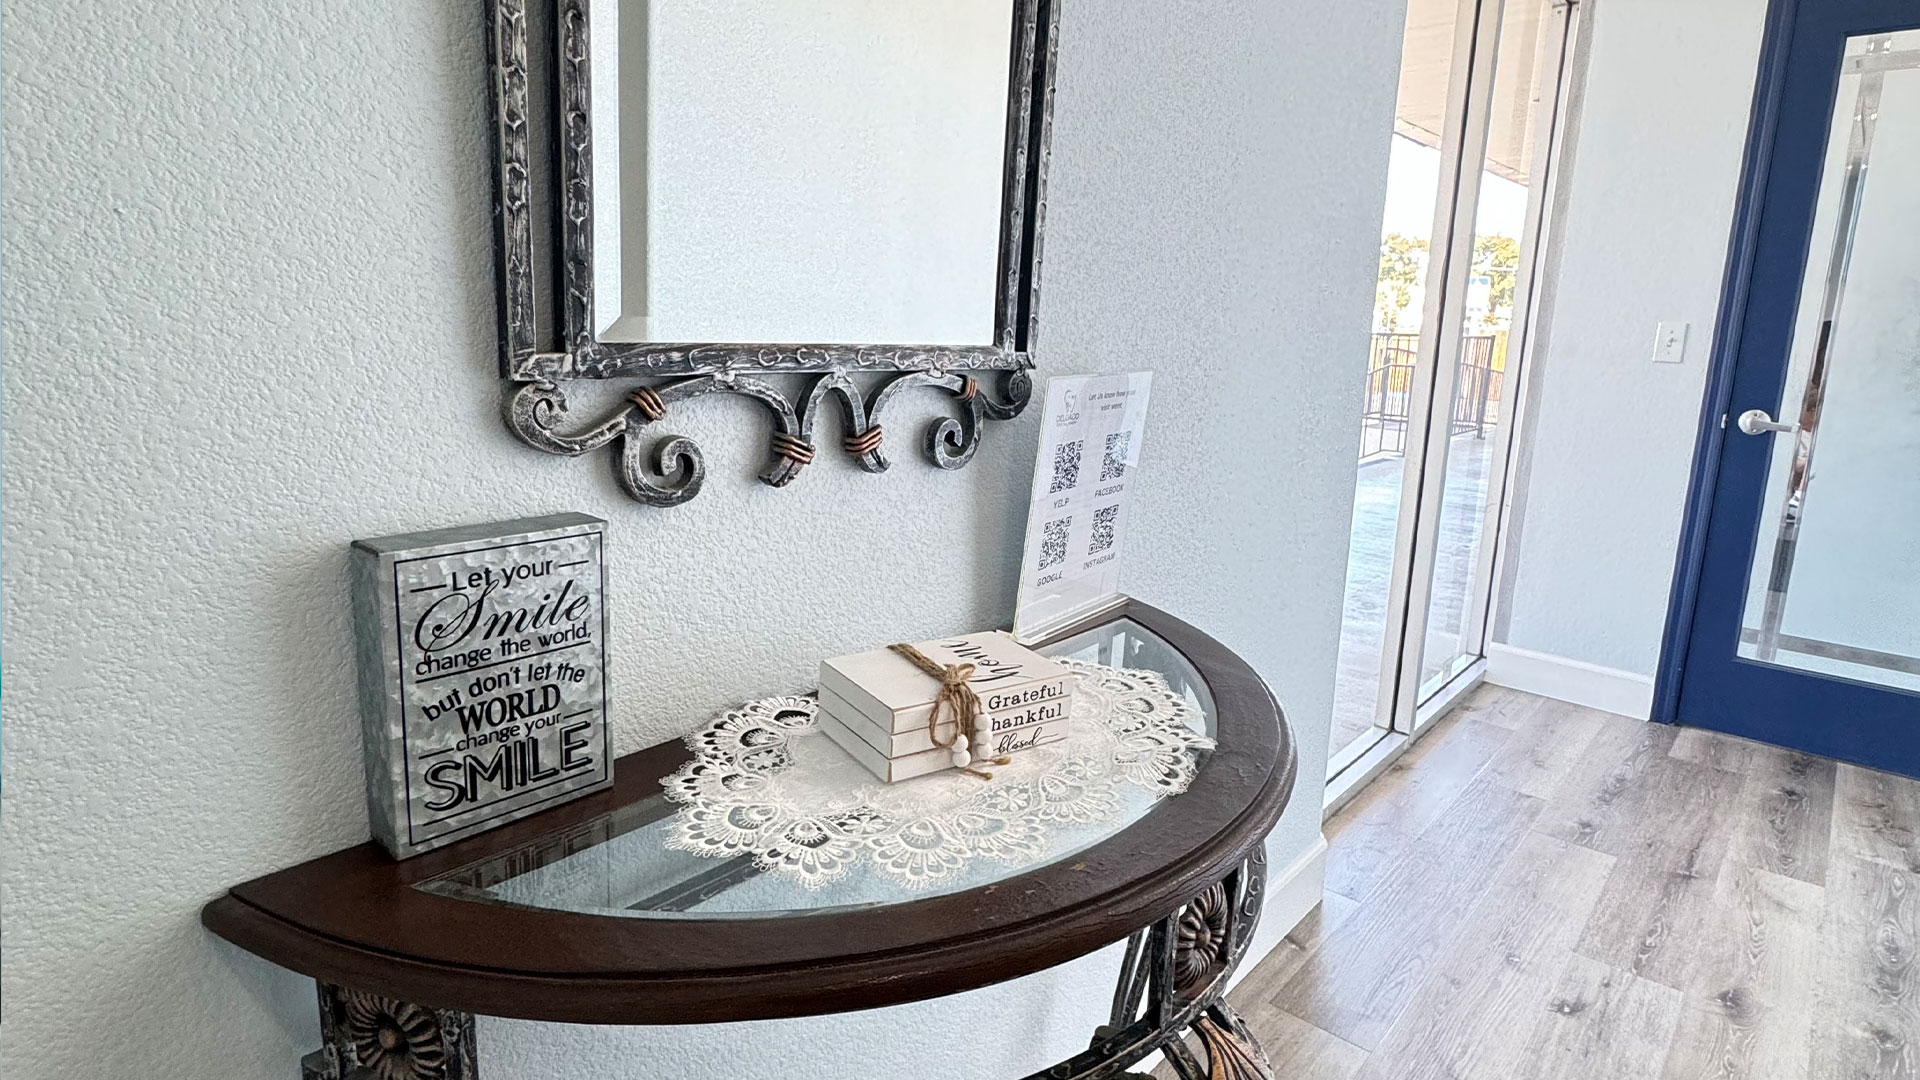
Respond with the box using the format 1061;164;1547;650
1359;331;1503;461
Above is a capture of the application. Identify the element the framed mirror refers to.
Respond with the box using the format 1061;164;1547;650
486;0;1060;506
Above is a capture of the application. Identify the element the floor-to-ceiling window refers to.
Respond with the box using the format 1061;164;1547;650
1327;0;1464;773
1328;0;1577;793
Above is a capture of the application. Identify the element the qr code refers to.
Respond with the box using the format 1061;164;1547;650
1048;440;1083;494
1039;516;1072;569
1099;432;1132;481
1089;504;1120;554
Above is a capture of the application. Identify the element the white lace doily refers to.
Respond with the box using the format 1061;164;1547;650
660;660;1215;891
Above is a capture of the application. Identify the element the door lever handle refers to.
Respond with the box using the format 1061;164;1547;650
1736;409;1797;436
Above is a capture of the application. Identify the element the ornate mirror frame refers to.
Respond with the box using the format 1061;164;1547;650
485;0;1060;507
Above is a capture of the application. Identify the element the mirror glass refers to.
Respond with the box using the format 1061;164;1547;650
592;1;1016;347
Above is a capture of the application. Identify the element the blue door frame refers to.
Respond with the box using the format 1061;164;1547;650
1653;0;1920;776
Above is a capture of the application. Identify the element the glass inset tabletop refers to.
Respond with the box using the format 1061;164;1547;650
418;618;1216;919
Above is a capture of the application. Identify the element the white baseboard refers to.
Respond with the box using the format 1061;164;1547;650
1229;832;1328;993
1485;643;1653;720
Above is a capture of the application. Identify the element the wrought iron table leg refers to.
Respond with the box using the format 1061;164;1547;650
1022;848;1273;1080
301;982;479;1080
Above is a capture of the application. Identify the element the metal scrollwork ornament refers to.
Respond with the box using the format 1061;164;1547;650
1189;1007;1275;1080
502;368;1035;508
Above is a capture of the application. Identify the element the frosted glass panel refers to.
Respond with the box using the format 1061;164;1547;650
1738;30;1920;693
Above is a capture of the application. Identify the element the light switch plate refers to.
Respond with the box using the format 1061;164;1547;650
1653;321;1689;363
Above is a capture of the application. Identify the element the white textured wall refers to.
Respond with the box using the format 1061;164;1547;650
1497;0;1769;675
0;1;1397;1078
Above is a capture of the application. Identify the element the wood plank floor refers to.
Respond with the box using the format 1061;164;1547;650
1213;685;1920;1079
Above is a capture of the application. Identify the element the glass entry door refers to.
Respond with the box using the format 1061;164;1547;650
1328;0;1577;784
1667;2;1920;777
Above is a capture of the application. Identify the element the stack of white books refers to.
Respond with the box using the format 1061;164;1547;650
816;632;1075;782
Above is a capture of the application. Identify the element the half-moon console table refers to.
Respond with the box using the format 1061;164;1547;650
202;600;1298;1080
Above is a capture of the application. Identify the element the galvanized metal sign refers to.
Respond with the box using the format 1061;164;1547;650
350;513;611;859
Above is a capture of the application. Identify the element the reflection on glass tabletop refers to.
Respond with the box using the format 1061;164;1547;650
418;618;1216;919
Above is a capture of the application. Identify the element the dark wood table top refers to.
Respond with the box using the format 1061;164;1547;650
201;600;1297;1024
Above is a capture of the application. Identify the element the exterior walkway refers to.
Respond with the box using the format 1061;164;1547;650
1329;433;1495;759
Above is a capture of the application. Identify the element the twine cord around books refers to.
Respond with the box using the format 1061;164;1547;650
887;642;1011;779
